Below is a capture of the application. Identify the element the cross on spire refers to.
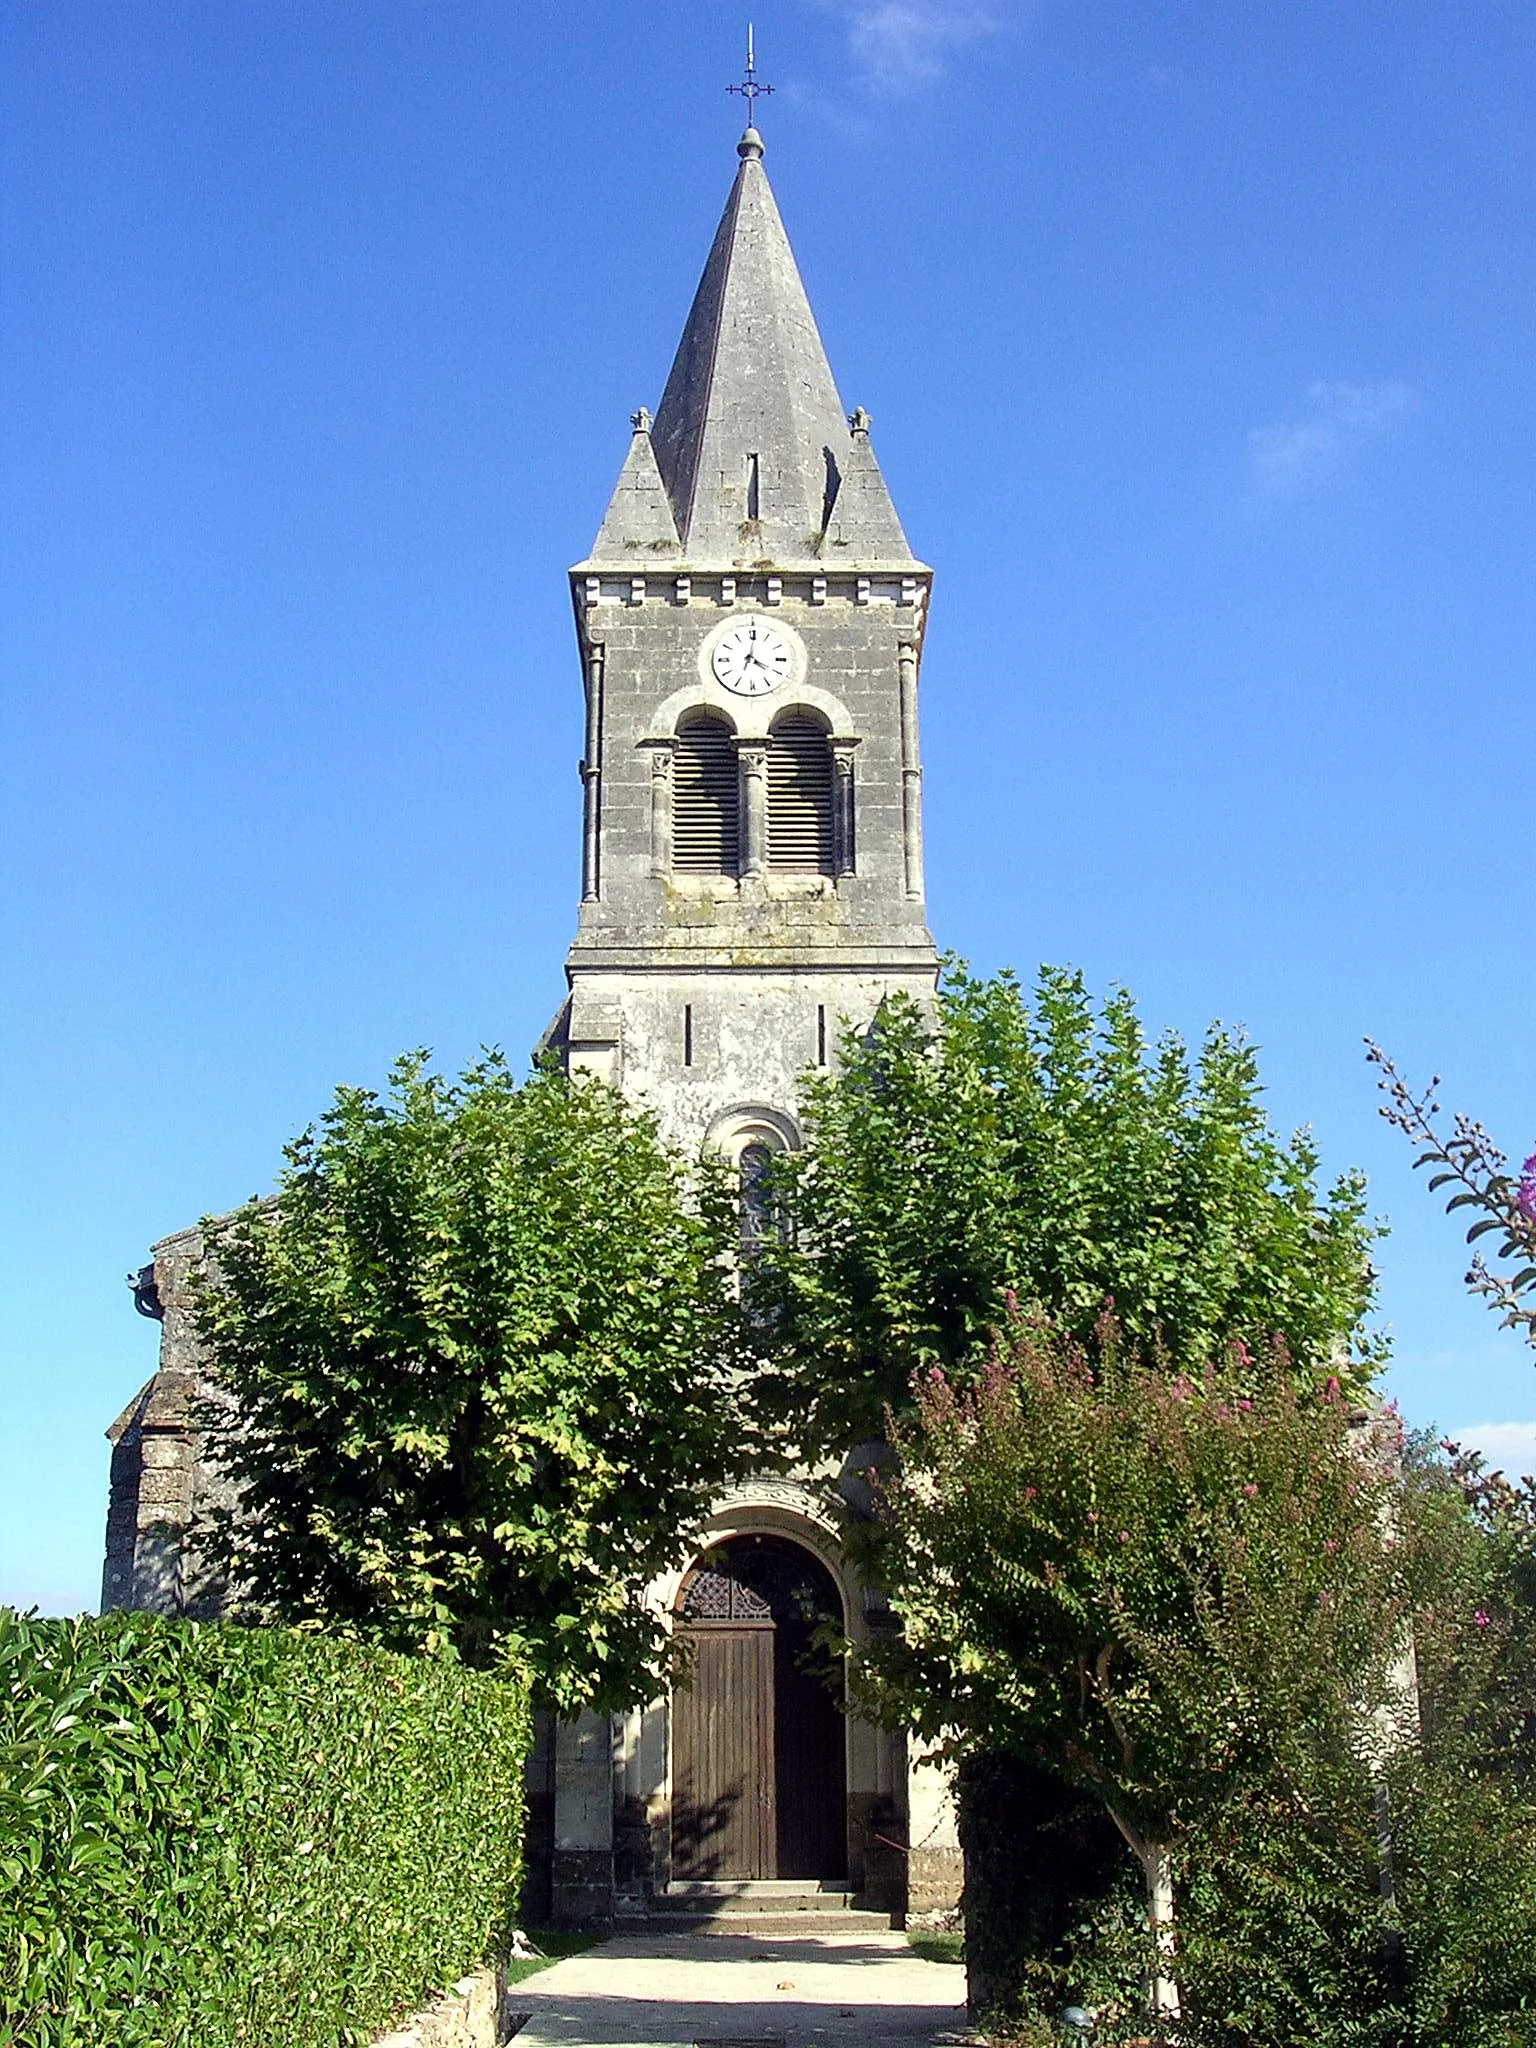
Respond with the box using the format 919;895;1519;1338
726;23;774;124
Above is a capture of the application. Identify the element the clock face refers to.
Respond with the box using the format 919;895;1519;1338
710;618;794;697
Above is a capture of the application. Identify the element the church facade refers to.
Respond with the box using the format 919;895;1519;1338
104;125;960;1926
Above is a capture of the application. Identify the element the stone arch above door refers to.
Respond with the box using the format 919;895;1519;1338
650;1478;861;1639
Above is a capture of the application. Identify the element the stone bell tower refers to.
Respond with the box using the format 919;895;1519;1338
549;124;939;1157
539;126;960;1933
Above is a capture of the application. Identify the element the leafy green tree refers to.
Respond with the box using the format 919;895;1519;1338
195;1052;742;1709
859;1318;1411;2027
755;965;1381;1453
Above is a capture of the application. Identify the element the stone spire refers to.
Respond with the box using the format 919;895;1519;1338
591;409;682;558
595;128;914;568
819;406;911;561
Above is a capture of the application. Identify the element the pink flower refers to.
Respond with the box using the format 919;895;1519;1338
1242;1483;1259;1499
1023;1486;1037;1502
928;1365;945;1383
1324;1375;1342;1403
1237;1398;1253;1412
1475;1609;1492;1629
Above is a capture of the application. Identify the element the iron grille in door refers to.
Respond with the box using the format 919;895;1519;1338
766;715;835;874
673;716;740;873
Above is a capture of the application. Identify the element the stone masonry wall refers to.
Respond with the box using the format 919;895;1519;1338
371;1963;510;2048
102;1224;236;1618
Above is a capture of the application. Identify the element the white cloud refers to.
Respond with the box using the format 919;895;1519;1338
816;1;1003;94
1453;1420;1536;1482
1248;379;1414;493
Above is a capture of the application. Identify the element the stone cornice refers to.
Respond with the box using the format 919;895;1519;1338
568;558;933;579
564;945;940;977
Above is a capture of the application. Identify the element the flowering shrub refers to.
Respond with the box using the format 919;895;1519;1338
862;1318;1536;2040
861;1317;1410;2026
1366;1041;1536;1347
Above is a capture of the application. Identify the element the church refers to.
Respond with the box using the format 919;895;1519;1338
103;118;962;1929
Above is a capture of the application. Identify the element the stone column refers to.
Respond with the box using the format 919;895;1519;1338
581;643;604;902
906;1738;963;1922
550;1709;616;1925
897;639;924;901
737;740;767;880
830;737;859;878
644;741;674;878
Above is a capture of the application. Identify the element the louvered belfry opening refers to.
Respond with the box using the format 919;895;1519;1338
767;713;836;875
673;714;740;874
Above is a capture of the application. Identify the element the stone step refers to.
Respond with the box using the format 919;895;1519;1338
655;1883;858;1915
664;1879;852;1898
632;1908;898;1935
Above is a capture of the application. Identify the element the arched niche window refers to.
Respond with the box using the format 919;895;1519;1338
704;1106;799;1258
739;1140;778;1251
673;713;740;874
767;712;836;876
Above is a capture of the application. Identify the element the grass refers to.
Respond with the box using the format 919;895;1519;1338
505;1928;602;1988
908;1929;965;1966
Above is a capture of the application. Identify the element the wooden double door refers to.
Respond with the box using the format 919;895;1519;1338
671;1534;847;1882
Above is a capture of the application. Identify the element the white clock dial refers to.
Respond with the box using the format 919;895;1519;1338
710;618;795;697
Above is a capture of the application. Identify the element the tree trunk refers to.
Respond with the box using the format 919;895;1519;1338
1106;1806;1181;2028
1138;1840;1181;2027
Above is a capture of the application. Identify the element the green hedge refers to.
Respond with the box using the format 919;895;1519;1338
0;1609;530;2048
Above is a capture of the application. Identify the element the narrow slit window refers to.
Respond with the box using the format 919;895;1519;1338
816;1004;827;1067
684;1004;694;1067
739;1141;776;1251
822;446;841;533
746;452;760;521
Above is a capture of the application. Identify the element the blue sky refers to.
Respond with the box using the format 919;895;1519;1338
3;1;1534;1613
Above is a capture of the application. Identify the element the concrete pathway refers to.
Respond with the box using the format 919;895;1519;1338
509;1929;970;2047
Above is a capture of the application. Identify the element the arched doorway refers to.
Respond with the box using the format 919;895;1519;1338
671;1533;847;1882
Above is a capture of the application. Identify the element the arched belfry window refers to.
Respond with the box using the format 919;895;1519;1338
767;713;836;876
673;714;740;874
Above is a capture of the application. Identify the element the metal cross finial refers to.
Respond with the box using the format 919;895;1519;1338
727;23;774;122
